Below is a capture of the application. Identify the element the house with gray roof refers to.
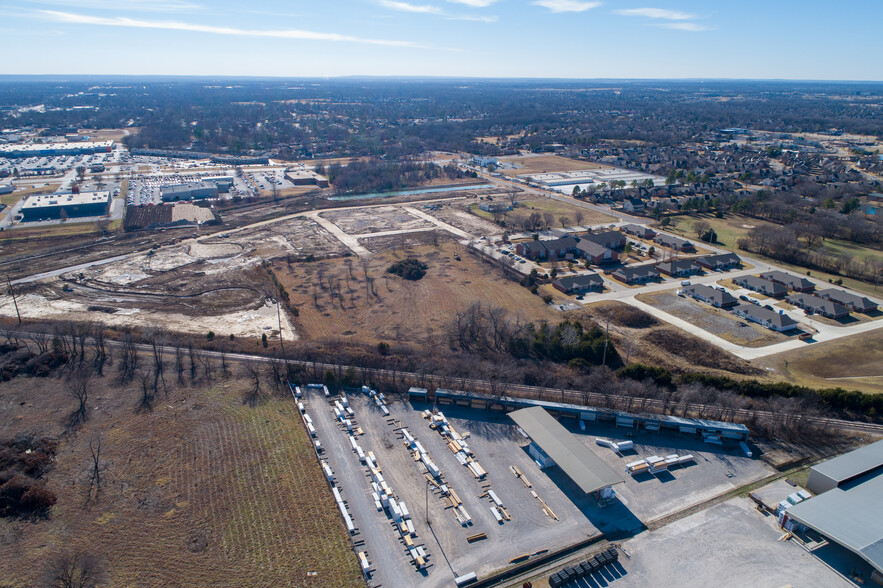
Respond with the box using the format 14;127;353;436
684;284;738;308
787;293;850;319
653;233;695;251
696;252;742;271
515;236;578;260
553;273;604;295
655;259;703;277
760;270;816;293
733;304;799;332
734;275;788;298
620;224;656;239
582;230;626;250
612;264;661;285
817;288;878;313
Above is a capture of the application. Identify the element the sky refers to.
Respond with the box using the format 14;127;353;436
1;0;881;80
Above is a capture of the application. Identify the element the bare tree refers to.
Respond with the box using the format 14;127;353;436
88;433;102;499
558;215;570;229
46;551;105;588
67;376;90;429
242;362;263;407
574;210;584;227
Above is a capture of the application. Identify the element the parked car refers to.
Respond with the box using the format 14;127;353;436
681;280;691;286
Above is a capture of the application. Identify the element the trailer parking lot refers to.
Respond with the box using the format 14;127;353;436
299;386;606;587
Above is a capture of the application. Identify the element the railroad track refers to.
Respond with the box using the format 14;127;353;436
8;330;883;435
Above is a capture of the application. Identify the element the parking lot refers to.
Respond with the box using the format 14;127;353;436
297;386;786;587
601;498;854;588
299;387;607;588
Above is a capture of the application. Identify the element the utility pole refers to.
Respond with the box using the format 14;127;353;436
602;316;610;367
6;276;20;324
275;296;285;356
425;478;430;526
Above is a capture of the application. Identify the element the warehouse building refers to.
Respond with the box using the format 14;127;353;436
20;190;111;221
160;182;218;202
509;406;624;500
284;170;329;188
785;441;883;583
0;140;113;158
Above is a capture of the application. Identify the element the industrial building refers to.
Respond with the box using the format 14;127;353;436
407;387;749;442
510;406;624;500
160;182;218;202
20;191;111;221
784;441;883;582
203;176;234;192
0;140;114;158
284;170;330;188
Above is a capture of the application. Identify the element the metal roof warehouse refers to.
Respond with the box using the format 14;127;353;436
406;387;749;441
509;406;623;495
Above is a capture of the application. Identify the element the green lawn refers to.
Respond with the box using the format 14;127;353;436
665;214;883;298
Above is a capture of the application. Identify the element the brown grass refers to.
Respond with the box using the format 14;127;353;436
643;327;761;375
274;242;558;347
758;329;883;394
0;373;362;587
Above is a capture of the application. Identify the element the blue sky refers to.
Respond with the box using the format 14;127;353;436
1;0;881;80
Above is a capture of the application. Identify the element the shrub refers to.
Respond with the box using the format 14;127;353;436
387;257;428;281
20;486;56;513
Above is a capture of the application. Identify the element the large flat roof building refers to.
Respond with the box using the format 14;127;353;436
806;439;883;495
509;406;624;496
20;190;111;222
0;140;113;158
786;441;883;578
160;182;218;202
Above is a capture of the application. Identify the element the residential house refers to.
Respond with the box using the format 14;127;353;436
655;259;703;277
514;236;578;260
612;264;661;285
582;230;626;250
734;304;799;332
553;273;604;295
760;271;816;293
654;233;696;252
620;224;656;239
816;288;878;313
696;252;742;271
623;198;645;214
684;284;738;308
787;293;850;319
576;240;618;265
734;276;788;298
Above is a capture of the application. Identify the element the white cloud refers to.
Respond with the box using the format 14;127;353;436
447;14;498;22
38;10;421;46
614;8;695;20
657;21;711;31
446;0;498;7
378;0;443;14
533;0;602;13
35;0;203;12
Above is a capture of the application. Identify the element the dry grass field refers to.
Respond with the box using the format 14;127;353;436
470;198;616;227
0;372;362;587
273;241;558;347
757;329;883;394
497;155;605;176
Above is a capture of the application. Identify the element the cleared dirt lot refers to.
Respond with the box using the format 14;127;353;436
636;291;789;347
497;155;607;177
320;206;434;235
274;242;558;345
0;373;361;587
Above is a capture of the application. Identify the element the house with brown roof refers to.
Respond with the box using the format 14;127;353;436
576;240;618;265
